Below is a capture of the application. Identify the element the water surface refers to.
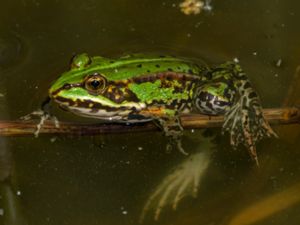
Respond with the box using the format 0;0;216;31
0;0;300;225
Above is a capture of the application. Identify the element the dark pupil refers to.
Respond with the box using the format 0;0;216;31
90;80;101;89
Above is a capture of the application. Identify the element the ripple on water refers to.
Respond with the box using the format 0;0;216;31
0;34;27;70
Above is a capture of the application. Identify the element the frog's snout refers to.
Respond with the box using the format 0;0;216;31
48;85;60;100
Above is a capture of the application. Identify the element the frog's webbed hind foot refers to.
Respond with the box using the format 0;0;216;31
223;88;277;165
156;117;188;155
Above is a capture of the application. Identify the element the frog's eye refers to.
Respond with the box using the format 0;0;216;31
84;74;107;95
71;53;91;69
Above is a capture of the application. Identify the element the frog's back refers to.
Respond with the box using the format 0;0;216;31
89;54;207;81
51;54;208;92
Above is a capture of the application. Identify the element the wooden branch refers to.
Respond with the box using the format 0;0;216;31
0;107;299;137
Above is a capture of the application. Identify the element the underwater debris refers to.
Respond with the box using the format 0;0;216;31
180;0;204;15
179;0;212;15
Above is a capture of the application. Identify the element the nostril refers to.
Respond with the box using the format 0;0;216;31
63;83;71;89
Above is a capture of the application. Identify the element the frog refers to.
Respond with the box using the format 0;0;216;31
47;53;277;164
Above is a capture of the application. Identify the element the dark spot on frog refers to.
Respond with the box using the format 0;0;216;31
126;90;140;102
177;66;181;70
188;69;193;74
236;82;242;88
243;81;251;89
170;99;188;110
159;55;166;58
89;108;99;113
127;113;147;121
204;71;212;80
147;70;151;73
130;71;197;86
167;68;173;72
149;99;172;107
77;99;108;111
133;75;157;84
205;100;214;110
62;83;71;89
170;99;178;108
166;76;172;81
173;86;182;93
248;91;258;99
51;83;83;96
104;88;124;103
58;95;134;113
105;84;140;103
155;64;160;68
239;75;247;80
58;104;70;112
110;61;115;63
128;106;138;112
137;64;142;68
55;96;76;106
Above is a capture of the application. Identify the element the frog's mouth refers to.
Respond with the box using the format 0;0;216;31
59;102;151;122
50;90;150;122
52;95;129;119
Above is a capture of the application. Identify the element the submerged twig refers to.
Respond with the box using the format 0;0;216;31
0;107;298;137
228;181;300;225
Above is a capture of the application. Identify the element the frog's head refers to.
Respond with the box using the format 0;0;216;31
48;53;138;120
193;82;236;115
49;53;108;97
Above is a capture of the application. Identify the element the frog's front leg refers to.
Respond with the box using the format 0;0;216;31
155;116;187;155
139;107;186;154
21;96;59;137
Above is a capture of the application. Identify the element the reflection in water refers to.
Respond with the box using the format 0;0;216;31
0;138;11;182
0;84;27;224
140;135;214;223
0;136;27;224
0;34;26;70
228;182;300;225
0;182;28;225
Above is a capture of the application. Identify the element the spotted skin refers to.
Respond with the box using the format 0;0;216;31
217;62;277;165
51;71;198;121
48;54;276;164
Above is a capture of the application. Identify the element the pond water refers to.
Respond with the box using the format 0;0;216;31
0;0;300;225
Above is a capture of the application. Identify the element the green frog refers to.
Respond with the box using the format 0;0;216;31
47;53;277;164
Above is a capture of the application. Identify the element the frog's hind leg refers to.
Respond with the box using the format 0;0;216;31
155;116;188;155
223;63;277;164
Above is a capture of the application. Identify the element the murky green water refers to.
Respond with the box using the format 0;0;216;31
1;0;300;225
